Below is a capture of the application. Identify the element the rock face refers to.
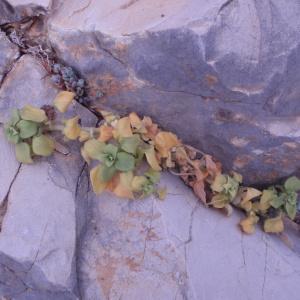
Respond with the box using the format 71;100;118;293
0;31;19;85
48;0;300;184
77;173;300;300
0;55;95;299
0;1;300;299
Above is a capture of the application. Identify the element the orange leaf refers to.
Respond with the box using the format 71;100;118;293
155;131;180;158
204;155;221;178
98;125;113;142
113;172;134;199
144;146;162;171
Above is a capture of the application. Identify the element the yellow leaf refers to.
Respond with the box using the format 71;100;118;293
83;139;105;160
81;147;91;164
90;165;107;194
113;172;134;199
241;188;262;203
154;131;180;158
113;117;132;140
240;188;262;211
156;187;167;200
142;116;159;140
129;112;146;132
144;146;162;171
53;91;75;113
98;125;113;142
20;105;47;123
259;190;274;212
63;116;81;140
264;216;284;233
131;176;148;191
239;214;259;234
79;130;90;142
211;193;229;208
211;174;227;193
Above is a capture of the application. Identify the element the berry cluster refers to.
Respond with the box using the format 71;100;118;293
51;63;90;105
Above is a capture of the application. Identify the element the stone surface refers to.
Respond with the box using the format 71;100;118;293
48;0;300;184
78;172;300;300
0;0;19;25
0;54;96;299
0;1;300;299
0;31;19;85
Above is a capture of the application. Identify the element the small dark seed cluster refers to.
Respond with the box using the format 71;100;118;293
51;63;90;106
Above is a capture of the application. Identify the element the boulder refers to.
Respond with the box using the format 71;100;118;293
48;0;300;184
78;172;300;299
0;55;96;299
0;31;19;85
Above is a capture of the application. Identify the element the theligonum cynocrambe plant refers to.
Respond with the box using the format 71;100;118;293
3;91;300;235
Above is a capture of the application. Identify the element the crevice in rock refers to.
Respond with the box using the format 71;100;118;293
92;32;127;67
0;164;21;232
218;0;235;15
0;51;23;90
74;162;91;299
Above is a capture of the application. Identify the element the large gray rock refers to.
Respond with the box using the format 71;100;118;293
78;172;300;299
48;0;300;184
0;55;96;299
0;31;19;85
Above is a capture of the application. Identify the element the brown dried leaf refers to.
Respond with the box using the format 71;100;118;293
193;180;206;204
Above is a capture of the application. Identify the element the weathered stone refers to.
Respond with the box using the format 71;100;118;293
0;31;19;85
48;0;300;184
78;172;300;299
0;54;96;299
0;0;19;25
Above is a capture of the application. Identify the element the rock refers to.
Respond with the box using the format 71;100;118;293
0;31;19;85
0;54;97;299
77;172;300;299
8;0;50;8
48;0;300;184
0;0;19;25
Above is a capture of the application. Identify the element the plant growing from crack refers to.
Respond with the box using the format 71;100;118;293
3;91;300;235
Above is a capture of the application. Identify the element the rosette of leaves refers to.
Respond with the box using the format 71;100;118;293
4;106;55;163
84;134;152;195
210;173;241;210
131;169;161;198
268;177;300;221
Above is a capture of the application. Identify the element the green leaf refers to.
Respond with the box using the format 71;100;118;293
142;182;155;197
285;202;297;220
103;144;118;167
10;109;21;126
120;134;141;155
115;152;135;171
145;169;160;184
135;148;145;165
15;142;33;164
223;175;239;200
17;120;38;139
5;126;20;144
32;135;55;157
99;165;116;182
260;189;277;212
284;176;300;192
271;193;285;209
